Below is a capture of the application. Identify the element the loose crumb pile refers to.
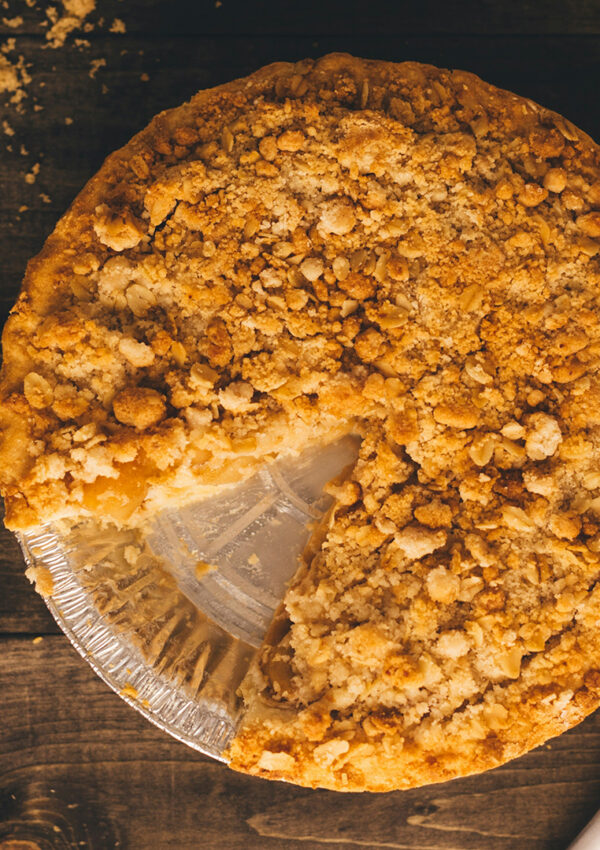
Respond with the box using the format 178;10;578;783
0;0;128;108
0;46;31;105
45;0;96;49
2;15;24;28
89;56;105;78
1;0;129;209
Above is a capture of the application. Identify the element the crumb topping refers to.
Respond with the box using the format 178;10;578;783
2;53;600;792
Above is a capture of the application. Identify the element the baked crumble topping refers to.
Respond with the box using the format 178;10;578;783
2;53;600;791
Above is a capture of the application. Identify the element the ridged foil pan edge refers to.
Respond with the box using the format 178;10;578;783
17;525;235;761
14;437;359;761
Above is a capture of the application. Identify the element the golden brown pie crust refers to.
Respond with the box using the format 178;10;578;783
2;53;600;791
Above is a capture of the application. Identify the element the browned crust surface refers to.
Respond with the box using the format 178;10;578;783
226;588;600;791
2;53;600;792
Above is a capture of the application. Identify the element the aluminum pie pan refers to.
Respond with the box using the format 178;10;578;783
16;436;358;761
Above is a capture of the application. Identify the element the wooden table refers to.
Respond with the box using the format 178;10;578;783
2;1;600;847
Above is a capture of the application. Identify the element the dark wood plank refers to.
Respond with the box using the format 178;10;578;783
2;0;600;37
1;635;600;850
0;518;58;635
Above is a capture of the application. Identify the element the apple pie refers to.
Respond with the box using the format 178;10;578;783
2;53;600;791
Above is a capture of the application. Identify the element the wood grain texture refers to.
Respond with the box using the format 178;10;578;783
0;519;58;635
2;0;600;36
1;636;600;850
2;0;600;846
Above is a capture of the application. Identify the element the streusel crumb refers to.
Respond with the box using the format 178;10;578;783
2;53;600;791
